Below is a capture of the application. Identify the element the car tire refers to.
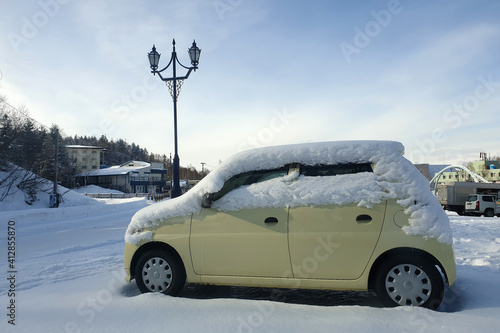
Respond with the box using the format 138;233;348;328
135;250;186;295
374;255;444;310
484;209;494;217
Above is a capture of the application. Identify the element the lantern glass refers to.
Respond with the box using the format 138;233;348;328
148;45;160;70
188;40;201;67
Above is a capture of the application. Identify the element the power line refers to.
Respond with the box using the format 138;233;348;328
0;96;51;131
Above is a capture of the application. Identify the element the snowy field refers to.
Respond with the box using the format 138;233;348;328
1;194;500;332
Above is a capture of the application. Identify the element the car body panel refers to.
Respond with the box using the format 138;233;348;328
190;207;290;277
288;202;386;280
125;199;456;289
124;215;193;283
370;200;457;285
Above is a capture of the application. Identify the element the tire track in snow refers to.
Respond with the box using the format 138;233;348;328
0;200;148;295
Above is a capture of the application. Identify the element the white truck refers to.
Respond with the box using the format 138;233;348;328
464;193;498;217
437;182;500;215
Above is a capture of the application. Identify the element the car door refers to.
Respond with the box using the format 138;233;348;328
190;207;290;277
190;167;292;277
287;163;387;280
288;203;386;280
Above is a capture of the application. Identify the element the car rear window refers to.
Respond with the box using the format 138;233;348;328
467;195;478;201
299;163;373;177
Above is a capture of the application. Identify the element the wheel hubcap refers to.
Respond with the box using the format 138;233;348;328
142;257;173;292
403;281;413;290
385;264;432;306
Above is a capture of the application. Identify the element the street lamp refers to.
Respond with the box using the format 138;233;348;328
148;39;201;198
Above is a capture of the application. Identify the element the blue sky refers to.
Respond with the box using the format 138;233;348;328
1;0;500;170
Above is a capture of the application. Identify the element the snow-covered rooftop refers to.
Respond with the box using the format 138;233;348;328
66;145;104;149
119;161;150;168
75;161;151;177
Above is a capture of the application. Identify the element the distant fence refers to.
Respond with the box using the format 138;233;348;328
83;193;169;201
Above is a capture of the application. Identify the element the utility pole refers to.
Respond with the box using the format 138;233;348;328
50;128;60;208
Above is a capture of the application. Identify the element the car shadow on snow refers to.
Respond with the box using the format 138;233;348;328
121;282;384;308
439;284;464;313
182;284;385;308
438;266;500;313
121;283;465;312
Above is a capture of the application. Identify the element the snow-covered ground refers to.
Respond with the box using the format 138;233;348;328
71;185;125;195
1;196;500;332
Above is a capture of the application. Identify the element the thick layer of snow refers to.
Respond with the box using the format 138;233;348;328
212;172;385;210
126;141;452;244
1;198;499;332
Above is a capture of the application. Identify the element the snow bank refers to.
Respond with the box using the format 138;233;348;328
72;185;124;194
0;171;101;212
125;141;452;244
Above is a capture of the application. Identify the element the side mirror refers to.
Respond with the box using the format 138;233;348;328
201;193;214;208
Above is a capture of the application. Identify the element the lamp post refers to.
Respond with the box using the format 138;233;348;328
148;39;201;198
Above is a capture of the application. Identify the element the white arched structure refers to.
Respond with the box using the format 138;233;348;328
430;165;489;192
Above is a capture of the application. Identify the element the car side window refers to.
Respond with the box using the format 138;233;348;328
299;163;373;177
213;166;289;201
483;196;494;202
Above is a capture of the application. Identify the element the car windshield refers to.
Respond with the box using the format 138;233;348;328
467;195;478;201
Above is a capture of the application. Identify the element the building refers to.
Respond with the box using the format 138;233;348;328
74;160;167;193
435;160;500;183
414;164;450;181
430;160;500;183
467;160;500;182
66;145;105;174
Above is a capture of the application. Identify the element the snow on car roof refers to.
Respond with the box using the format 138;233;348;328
125;140;452;245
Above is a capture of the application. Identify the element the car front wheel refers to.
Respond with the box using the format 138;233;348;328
135;250;186;295
374;255;444;310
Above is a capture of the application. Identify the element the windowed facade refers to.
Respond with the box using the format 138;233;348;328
66;145;104;174
74;161;167;194
437;160;500;183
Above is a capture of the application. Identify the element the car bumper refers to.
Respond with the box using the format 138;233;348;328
124;243;138;283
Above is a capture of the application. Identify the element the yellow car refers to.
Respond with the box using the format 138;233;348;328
124;141;456;309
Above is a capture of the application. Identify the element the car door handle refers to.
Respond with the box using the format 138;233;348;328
356;214;372;223
265;217;279;223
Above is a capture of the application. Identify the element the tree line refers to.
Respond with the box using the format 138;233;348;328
65;135;157;167
0;98;207;203
0;100;70;203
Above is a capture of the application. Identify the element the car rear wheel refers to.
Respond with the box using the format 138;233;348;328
484;209;494;217
135;250;186;295
374;255;444;310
